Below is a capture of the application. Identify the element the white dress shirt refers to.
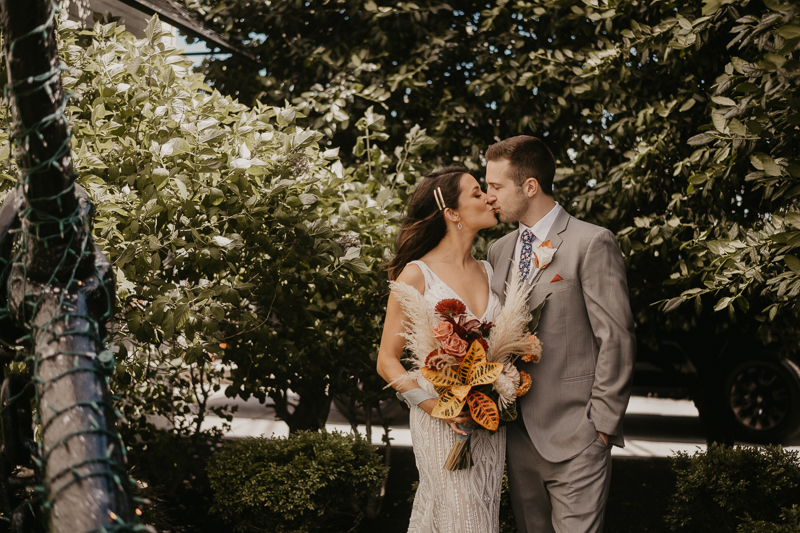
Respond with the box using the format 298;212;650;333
513;203;562;284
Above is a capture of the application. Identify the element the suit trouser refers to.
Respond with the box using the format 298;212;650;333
506;420;612;533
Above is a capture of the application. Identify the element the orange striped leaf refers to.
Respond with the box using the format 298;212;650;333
431;389;467;420
467;361;503;387
467;390;500;431
450;384;471;401
457;341;486;384
421;366;463;388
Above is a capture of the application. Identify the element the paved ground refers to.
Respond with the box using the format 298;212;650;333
203;390;800;457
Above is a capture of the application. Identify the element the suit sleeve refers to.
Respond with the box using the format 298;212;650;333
581;229;636;440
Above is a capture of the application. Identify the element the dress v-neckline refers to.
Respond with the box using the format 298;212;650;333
416;260;493;321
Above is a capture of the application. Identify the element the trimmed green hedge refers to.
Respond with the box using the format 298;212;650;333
207;431;388;533
667;444;800;532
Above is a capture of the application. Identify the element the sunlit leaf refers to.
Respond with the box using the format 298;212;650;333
421;366;462;388
457;341;486;384
431;389;467;420
467;362;503;387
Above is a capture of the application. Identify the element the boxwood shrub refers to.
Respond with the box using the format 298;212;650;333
667;444;800;532
207;431;388;533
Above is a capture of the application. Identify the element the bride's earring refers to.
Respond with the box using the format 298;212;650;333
458;222;463;230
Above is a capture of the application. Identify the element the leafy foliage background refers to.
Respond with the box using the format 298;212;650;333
0;15;433;497
188;0;800;338
0;0;799;501
207;431;388;533
667;444;800;532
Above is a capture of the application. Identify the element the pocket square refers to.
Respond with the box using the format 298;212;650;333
550;274;564;283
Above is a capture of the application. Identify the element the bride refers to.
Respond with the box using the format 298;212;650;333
377;166;504;532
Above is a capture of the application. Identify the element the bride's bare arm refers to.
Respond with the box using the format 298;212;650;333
376;265;468;435
377;265;427;396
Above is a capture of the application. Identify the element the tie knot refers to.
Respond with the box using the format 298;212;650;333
522;229;535;244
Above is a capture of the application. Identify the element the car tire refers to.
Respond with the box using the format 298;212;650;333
724;357;800;444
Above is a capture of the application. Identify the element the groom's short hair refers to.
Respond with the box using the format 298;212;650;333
486;136;556;195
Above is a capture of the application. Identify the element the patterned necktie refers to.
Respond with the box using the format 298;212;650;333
519;229;535;281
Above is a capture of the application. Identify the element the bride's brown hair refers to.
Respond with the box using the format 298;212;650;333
387;166;469;281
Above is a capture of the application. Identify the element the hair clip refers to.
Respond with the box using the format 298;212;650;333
433;187;446;211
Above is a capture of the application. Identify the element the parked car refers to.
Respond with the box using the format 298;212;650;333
633;339;800;444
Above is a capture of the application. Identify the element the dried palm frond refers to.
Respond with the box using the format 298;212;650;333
486;265;534;365
385;281;441;390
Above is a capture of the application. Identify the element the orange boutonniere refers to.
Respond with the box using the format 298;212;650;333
534;240;555;269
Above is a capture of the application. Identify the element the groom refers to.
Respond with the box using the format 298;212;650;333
485;136;636;533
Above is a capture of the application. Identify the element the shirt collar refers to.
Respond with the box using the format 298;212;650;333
519;202;561;242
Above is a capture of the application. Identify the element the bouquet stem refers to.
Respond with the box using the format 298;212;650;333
444;424;474;471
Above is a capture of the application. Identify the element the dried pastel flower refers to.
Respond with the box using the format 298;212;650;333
493;373;518;399
516;371;532;397
521;334;543;363
460;318;481;332
424;349;449;370
502;364;521;388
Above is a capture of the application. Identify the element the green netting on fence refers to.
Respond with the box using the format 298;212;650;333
1;1;147;531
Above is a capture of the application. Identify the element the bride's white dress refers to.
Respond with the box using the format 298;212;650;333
406;260;505;533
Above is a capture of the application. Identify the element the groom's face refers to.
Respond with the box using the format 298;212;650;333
485;159;528;224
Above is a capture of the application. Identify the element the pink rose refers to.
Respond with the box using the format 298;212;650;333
440;335;468;358
432;321;454;341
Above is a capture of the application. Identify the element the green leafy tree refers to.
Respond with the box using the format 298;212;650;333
0;8;442;449
54;16;357;438
0;15;426;497
189;0;800;442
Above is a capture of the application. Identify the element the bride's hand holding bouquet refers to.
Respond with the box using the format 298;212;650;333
390;267;544;470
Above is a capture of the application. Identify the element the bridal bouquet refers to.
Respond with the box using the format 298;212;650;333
390;269;544;470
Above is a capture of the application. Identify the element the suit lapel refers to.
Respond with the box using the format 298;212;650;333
492;229;519;304
528;207;570;285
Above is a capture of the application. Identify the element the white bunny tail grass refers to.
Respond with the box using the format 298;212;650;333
385;369;421;390
388;280;439;369
486;264;534;365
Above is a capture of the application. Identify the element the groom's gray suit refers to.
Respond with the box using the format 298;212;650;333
488;207;636;533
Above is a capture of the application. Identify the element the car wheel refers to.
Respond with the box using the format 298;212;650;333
724;357;800;444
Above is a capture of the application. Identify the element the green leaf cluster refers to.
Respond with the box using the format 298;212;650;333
649;1;800;332
190;0;800;354
667;444;800;532
53;15;355;438
0;14;428;470
738;504;800;533
206;431;388;533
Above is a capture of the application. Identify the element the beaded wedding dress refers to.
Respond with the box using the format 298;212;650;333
405;260;505;533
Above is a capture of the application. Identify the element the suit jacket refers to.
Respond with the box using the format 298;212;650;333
488;208;636;463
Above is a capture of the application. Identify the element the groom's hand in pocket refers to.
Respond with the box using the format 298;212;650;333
598;431;609;447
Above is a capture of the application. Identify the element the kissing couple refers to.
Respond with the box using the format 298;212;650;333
377;135;636;533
